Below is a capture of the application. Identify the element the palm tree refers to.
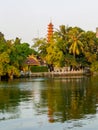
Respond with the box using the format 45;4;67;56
54;25;70;55
68;27;84;58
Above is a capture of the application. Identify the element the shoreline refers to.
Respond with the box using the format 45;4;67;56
21;70;91;78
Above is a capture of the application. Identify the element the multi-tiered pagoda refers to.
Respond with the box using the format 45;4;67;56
47;22;54;42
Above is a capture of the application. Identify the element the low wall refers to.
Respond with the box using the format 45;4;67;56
30;70;85;77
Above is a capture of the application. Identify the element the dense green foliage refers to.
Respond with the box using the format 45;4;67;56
30;66;48;72
0;33;33;79
32;25;98;72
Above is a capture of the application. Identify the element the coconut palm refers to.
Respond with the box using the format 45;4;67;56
68;27;84;58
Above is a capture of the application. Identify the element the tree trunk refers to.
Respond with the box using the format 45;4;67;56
9;74;13;80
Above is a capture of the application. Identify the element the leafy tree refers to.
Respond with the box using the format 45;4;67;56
8;40;33;78
0;32;7;53
6;65;20;79
45;41;64;67
54;25;69;55
32;38;48;58
0;34;34;80
14;42;33;66
90;61;98;72
64;54;77;67
82;31;97;64
14;37;21;45
0;52;10;79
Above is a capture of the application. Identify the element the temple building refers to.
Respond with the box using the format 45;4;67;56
25;55;40;66
47;22;54;42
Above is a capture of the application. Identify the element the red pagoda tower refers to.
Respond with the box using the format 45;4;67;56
47;22;54;42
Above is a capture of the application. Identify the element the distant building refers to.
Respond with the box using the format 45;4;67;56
47;22;54;42
96;27;98;38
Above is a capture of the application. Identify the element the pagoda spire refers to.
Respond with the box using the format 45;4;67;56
47;21;54;42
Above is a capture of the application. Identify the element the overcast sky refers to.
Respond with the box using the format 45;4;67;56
0;0;98;46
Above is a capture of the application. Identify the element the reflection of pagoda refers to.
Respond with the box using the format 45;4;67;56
47;22;54;42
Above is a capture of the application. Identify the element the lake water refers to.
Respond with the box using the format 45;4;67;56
0;75;98;130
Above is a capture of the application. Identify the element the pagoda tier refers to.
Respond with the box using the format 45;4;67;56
47;22;54;42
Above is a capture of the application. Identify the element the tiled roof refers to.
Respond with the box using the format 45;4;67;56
25;57;40;66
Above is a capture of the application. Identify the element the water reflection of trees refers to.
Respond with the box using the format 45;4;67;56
34;77;98;123
0;86;31;121
1;76;98;123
